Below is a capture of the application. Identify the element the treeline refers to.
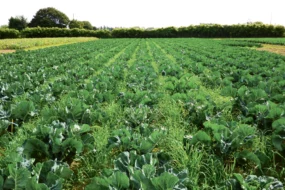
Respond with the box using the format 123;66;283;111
0;28;111;39
1;23;284;39
112;24;285;38
22;28;111;38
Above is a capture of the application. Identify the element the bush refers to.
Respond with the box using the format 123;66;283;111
1;24;284;39
21;27;111;38
112;28;144;38
0;28;20;39
93;30;112;38
8;16;28;31
22;27;67;38
111;24;285;38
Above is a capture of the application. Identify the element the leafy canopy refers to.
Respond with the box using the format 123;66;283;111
69;20;93;30
8;16;28;31
29;7;70;28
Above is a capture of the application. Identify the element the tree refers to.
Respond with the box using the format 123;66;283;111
68;20;93;30
29;7;69;28
81;21;93;30
69;20;83;29
8;16;28;30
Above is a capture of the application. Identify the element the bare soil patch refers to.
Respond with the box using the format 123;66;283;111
0;49;16;54
256;44;285;56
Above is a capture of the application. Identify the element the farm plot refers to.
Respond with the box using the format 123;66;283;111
222;38;285;56
0;37;98;53
238;38;285;46
0;38;284;189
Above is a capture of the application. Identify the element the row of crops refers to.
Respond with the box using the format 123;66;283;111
0;38;284;189
238;38;285;46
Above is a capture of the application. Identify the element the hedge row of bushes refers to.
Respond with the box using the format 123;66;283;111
0;29;21;39
22;28;111;38
1;24;284;39
0;28;111;39
113;24;285;38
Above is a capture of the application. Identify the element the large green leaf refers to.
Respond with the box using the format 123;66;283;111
11;101;35;121
232;173;247;189
189;130;211;145
230;124;256;149
130;165;155;190
135;153;157;169
204;121;230;142
221;85;237;97
237;85;249;101
156;164;189;188
81;133;95;151
85;177;110;190
54;166;73;180
4;164;30;190
23;138;49;161
107;128;132;150
37;160;57;184
139;131;162;154
49;128;65;146
109;171;130;189
151;172;179;190
139;140;154;154
272;135;284;151
31;163;44;183
235;150;261;168
249;89;267;102
272;118;285;131
62;98;87;121
61;138;83;154
141;164;156;178
114;151;131;173
25;177;49;190
76;124;90;134
46;173;63;190
272;118;285;151
266;107;284;119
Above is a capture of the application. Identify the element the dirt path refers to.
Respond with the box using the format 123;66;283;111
256;44;285;56
0;49;16;54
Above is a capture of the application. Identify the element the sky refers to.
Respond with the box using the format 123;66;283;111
1;0;285;28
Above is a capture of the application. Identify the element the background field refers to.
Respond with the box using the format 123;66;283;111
0;38;284;189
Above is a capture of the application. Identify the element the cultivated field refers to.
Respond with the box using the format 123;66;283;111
0;38;284;189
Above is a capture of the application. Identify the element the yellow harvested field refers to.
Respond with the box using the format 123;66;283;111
0;37;97;53
256;44;285;56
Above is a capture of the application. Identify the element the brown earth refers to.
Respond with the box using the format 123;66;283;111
0;49;16;54
256;44;285;56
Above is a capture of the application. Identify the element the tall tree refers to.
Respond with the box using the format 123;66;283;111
8;16;28;30
69;20;83;29
68;20;93;30
29;7;69;28
81;21;93;30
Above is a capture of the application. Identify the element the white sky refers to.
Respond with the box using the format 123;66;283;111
1;0;285;28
